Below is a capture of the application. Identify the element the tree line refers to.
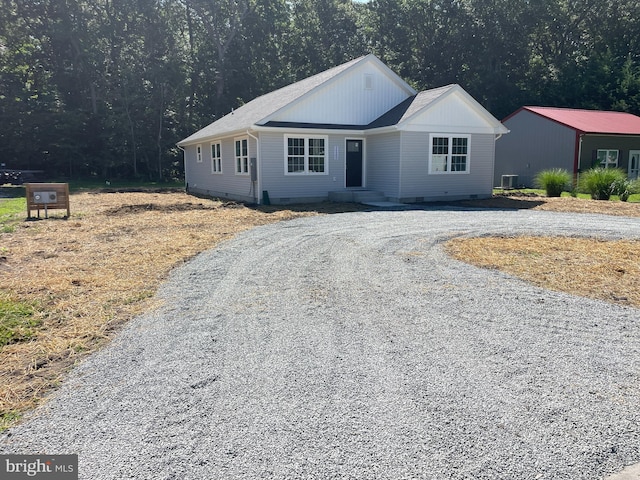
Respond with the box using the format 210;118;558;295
1;0;639;180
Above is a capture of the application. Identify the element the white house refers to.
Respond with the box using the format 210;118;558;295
178;54;508;204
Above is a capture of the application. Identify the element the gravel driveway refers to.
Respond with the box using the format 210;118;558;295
2;207;640;479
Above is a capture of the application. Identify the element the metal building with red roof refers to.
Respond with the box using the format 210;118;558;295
495;106;640;188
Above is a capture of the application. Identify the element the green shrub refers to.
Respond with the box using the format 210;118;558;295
579;168;629;200
534;168;572;197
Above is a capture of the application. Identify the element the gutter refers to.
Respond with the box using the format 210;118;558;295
575;133;584;188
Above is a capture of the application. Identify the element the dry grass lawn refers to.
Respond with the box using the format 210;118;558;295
0;189;639;430
446;236;640;308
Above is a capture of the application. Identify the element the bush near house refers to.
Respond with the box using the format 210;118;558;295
534;168;572;197
579;168;629;200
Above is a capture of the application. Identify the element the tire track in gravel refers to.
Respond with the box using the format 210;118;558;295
2;208;640;479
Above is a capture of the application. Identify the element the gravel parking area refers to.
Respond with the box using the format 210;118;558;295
2;208;640;479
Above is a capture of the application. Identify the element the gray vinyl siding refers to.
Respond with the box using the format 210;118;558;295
495;110;575;188
398;132;495;201
366;132;401;197
259;132;346;203
184;137;257;203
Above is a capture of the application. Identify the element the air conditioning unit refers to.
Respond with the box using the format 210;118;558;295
501;175;518;190
33;191;58;204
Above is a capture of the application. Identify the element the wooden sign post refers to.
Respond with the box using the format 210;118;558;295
25;183;71;219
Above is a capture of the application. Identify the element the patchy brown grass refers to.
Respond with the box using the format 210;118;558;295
445;236;640;308
447;193;640;308
0;190;365;427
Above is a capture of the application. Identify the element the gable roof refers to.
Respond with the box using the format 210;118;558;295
367;85;455;128
507;106;640;135
178;55;507;145
178;54;415;145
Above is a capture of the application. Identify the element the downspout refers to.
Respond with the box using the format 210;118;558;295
246;130;259;204
575;132;584;190
493;133;504;190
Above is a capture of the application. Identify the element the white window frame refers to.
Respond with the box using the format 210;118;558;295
234;137;249;175
284;135;329;175
597;149;619;168
210;142;222;174
196;144;203;163
428;134;471;174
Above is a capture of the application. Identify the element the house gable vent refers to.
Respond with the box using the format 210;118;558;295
364;73;373;90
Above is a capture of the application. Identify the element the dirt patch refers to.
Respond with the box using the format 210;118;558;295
104;202;218;215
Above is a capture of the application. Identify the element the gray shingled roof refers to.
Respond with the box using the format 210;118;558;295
178;56;367;145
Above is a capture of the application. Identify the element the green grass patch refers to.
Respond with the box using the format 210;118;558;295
0;295;40;348
494;188;639;202
0;197;26;233
0;410;22;433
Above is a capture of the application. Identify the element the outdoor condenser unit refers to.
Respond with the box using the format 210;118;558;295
501;175;518;190
32;191;58;204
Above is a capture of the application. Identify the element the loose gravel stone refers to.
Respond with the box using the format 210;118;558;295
2;208;640;479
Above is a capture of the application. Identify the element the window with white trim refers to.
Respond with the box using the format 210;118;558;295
196;144;203;163
235;137;249;175
429;134;470;174
597;149;619;168
211;142;222;174
285;135;327;174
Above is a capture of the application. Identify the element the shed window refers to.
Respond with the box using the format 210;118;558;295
597;149;619;168
196;144;203;163
285;136;327;175
429;134;470;174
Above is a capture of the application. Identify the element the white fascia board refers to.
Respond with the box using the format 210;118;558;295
366;54;417;96
447;86;509;132
178;129;250;147
396;85;508;134
258;55;416;125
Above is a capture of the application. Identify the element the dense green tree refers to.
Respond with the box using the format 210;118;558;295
1;0;639;180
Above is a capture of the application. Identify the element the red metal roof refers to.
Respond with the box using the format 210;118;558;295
513;106;640;135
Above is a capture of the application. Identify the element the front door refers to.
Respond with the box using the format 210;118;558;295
346;139;363;187
629;150;640;179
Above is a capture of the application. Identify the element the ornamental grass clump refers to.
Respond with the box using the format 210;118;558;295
534;168;572;197
579;168;628;200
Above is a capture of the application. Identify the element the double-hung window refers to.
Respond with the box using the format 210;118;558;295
235;138;249;175
211;142;222;174
285;136;327;174
597;149;619;168
196;144;203;163
429;134;470;174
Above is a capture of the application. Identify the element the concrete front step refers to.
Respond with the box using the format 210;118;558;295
329;190;387;203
